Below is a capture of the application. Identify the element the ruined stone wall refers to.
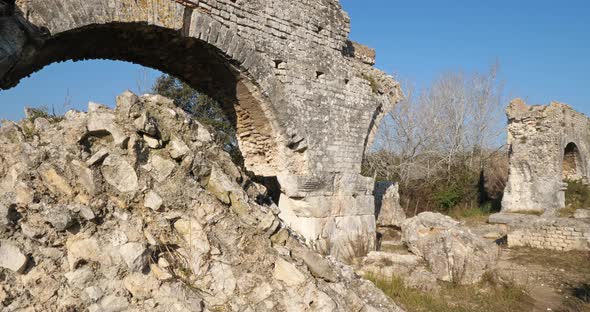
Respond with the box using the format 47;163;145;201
502;99;590;214
0;0;403;256
0;91;404;311
489;213;590;251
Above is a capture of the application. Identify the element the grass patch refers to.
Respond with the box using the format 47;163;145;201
25;106;65;123
360;73;380;94
565;180;590;210
509;248;590;311
508;210;543;216
448;202;496;225
558;206;578;218
379;243;409;254
366;273;532;312
509;247;590;275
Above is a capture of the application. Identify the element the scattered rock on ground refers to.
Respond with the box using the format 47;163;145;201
0;91;402;311
0;241;28;273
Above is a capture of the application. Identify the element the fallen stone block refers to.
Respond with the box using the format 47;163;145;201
0;241;27;273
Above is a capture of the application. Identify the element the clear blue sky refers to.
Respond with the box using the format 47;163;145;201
0;0;589;121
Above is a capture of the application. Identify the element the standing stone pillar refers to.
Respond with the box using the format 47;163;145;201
502;99;590;215
278;173;377;260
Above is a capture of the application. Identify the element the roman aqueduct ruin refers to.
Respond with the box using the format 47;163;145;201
0;0;403;254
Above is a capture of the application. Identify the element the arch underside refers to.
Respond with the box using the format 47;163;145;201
2;21;283;177
0;0;404;258
563;142;585;181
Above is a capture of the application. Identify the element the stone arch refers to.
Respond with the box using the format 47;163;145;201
0;2;294;177
563;142;585;181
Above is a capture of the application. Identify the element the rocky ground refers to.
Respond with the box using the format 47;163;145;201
0;91;403;312
362;212;590;312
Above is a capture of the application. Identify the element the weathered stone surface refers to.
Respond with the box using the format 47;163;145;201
574;209;590;219
489;213;590;251
143;135;161;149
1;0;405;256
42;205;74;231
119;242;149;272
145;154;175;183
134;112;158;137
86;148;109;166
358;251;423;284
293;248;338;282
87;103;128;147
375;182;406;227
0;92;403;311
405;267;440;293
0;241;27;273
273;257;307;286
78;206;96;221
206;165;237;204
38;165;74;196
101;155;138;193
64;267;94;289
66;236;102;270
123;272;159;300
402;212;499;285
502;99;590;214
488;212;536;226
70;159;96;194
88;295;129;312
85;286;104;302
168;135;190;160
144;191;163;211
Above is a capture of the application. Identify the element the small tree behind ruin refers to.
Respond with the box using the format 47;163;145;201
152;74;241;161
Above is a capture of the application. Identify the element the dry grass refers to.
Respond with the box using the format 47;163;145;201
507;210;544;216
509;248;590;311
367;273;533;312
509;248;590;276
558;206;578;218
448;204;494;225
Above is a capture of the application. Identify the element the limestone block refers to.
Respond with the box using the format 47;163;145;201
145;154;175;183
273;257;306;286
38;164;74;196
87;148;110;166
402;212;498;285
0;241;27;273
70;159;96;194
168;135;190;160
375;182;406;227
119;242;149;272
144;191;163;211
101;155;138;193
87;104;128;147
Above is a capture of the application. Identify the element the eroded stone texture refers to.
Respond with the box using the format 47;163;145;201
375;182;406;228
0;92;403;311
0;0;404;256
401;212;499;285
489;213;590;251
502;99;590;214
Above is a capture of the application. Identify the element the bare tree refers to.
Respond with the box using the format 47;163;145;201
365;62;506;213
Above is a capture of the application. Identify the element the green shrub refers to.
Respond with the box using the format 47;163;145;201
565;180;590;210
360;73;380;94
434;186;463;211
